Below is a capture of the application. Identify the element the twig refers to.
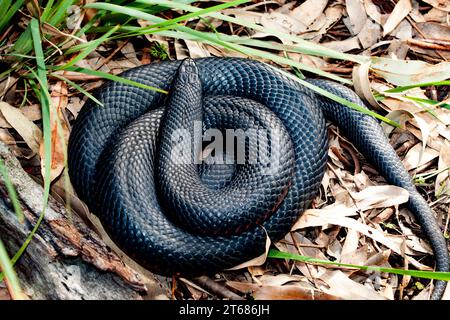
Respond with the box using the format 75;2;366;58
192;276;244;300
407;38;450;52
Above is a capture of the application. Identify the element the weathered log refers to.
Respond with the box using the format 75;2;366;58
0;142;171;299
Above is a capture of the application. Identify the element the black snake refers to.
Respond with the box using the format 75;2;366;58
68;57;448;299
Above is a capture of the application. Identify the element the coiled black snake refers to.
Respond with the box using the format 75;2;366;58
68;57;448;299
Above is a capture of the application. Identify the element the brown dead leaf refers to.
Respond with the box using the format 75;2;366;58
382;0;412;36
344;0;367;35
291;0;329;27
351;185;410;210
340;229;364;265
226;280;341;300
393;20;412;40
423;8;448;23
364;0;382;24
120;42;141;66
0;101;42;154
413;22;450;40
258;274;306;286
0;287;10;300
371;57;450;86
320;270;387;299
185;40;211;58
353;62;381;109
66;96;84;119
358;18;382;49
39;81;70;182
422;0;450;12
443;282;450;300
322;36;361;52
253;284;341;300
403;143;439;171
396;208;433;255
260;11;307;35
409;0;426;23
0;128;33;159
293;206;423;259
435;141;450;198
386;39;410;60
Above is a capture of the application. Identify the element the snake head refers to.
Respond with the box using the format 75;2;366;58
174;58;200;86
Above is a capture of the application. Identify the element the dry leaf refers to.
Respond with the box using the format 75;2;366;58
435;141;450;198
0;104;41;128
310;5;345;41
409;0;426;22
0;101;42;154
382;0;412;36
340;229;364;265
120;42;141;66
258;274;306;286
364;0;382;24
0;128;33;159
253;284;340;300
350;185;409;210
422;0;450;12
291;0;329;27
403;143;439;171
293;206;417;258
260;11;307;34
415;22;450;40
392;20;412;40
39;81;70;182
344;0;367;35
353;62;381;109
323;36;360;52
184;40;211;58
358;18;382;49
320;270;387;299
371;56;450;86
443;282;450;300
423;8;449;23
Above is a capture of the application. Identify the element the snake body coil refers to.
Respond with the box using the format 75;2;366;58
68;58;448;299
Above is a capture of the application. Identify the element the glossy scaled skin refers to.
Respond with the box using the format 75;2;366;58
68;58;448;299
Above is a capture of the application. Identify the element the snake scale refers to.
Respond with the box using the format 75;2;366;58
68;57;448;299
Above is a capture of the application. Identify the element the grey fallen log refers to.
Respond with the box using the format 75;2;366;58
0;142;169;299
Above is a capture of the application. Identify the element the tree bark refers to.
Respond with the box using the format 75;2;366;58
0;142;171;300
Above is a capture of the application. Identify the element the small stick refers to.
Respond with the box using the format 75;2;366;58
407;38;450;52
192;276;244;300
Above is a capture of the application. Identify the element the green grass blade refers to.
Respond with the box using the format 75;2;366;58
86;4;350;83
58;66;168;94
12;21;32;55
89;0;251;33
30;18;51;207
268;249;450;281
403;95;450;109
265;64;399;127
1;18;55;277
0;0;25;33
41;0;55;22
47;0;75;26
0;240;24;299
0;0;13;23
58;25;120;70
136;0;368;64
0;159;24;223
51;73;104;107
0;75;52;283
384;80;450;93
